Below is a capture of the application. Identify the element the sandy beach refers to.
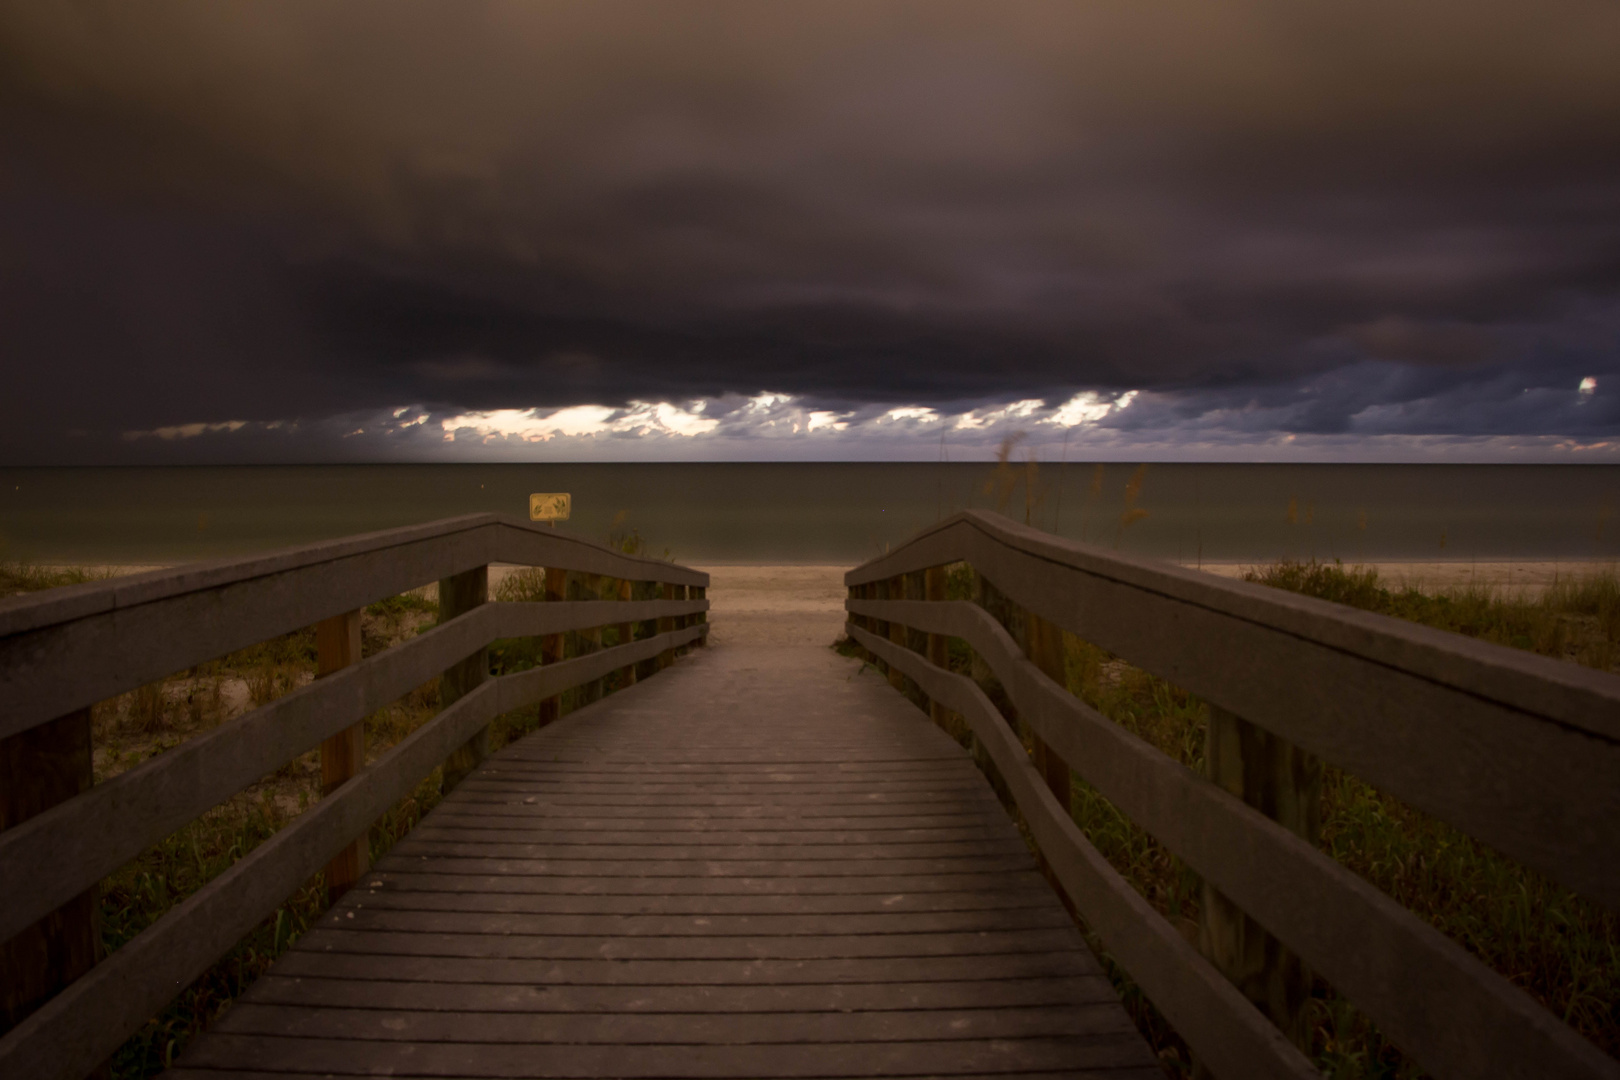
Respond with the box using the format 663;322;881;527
28;558;1616;641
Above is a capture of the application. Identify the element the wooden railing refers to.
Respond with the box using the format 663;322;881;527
845;509;1619;1080
0;513;709;1080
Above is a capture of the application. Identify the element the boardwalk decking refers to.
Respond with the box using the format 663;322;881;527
169;637;1160;1078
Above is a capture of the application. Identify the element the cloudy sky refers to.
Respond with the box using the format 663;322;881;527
2;1;1618;464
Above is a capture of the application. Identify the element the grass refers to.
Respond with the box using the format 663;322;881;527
0;560;111;596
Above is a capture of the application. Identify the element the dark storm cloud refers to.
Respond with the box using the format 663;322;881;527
1;1;1618;462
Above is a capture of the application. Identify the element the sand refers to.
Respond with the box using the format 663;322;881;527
29;559;1616;644
691;566;851;647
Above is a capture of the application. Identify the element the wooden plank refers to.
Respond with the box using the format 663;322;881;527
405;824;1018;844
177;1032;1158;1077
211;1001;1136;1043
239;973;1115;1013
845;511;1620;910
381;839;1029;862
364;855;1042;879
290;926;1087;961
309;906;1076;937
266;948;1102;986
423;806;1008;827
351;869;1048;897
851;623;1319;1080
342;882;1057;917
452;778;996;795
857;600;1620;1080
164;1075;1146;1080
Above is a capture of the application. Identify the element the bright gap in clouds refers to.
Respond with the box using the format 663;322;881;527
431;391;1139;445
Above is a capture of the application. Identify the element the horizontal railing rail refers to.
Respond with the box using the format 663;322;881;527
0;513;706;739
845;510;1619;1080
0;515;709;1080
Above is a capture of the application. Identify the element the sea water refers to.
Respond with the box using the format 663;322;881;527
1;463;1617;566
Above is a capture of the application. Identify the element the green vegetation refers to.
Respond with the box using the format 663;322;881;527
1247;559;1619;672
0;559;109;596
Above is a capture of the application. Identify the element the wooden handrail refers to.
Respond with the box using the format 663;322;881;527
0;598;707;945
0;513;706;740
0;517;710;1080
847;510;1620;909
845;510;1620;1080
849;623;1316;1080
849;601;1612;1080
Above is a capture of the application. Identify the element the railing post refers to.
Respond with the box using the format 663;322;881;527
438;565;489;794
316;610;367;901
539;567;567;727
0;708;105;1076
1198;705;1321;1056
658;582;677;669
924;566;950;730
691;585;707;646
615;579;636;688
885;576;906;691
574;573;604;707
673;584;690;656
1020;612;1073;813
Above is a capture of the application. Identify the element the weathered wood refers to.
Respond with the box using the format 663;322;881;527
271;946;1107;986
316;609;368;902
571;574;605;707
538;567;569;727
0;599;704;946
853;600;1620;1080
845;510;1620;911
0;515;708;740
438;566;490;795
886;577;906;690
171;631;1156;1079
1199;705;1319;1058
241;972;1112;1012
0;679;501;1080
176;1033;1158;1077
214;1000;1130;1042
924;566;951;732
850;622;1318;1080
0;622;706;1080
691;585;707;646
614;579;636;687
658;583;677;669
1020;611;1072;812
0;706;102;1076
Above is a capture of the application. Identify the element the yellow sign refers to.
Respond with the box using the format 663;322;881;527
529;492;571;522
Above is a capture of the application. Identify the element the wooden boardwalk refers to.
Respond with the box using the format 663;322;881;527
169;639;1160;1078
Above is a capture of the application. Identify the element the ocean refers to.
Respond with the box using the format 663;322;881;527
2;463;1617;567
